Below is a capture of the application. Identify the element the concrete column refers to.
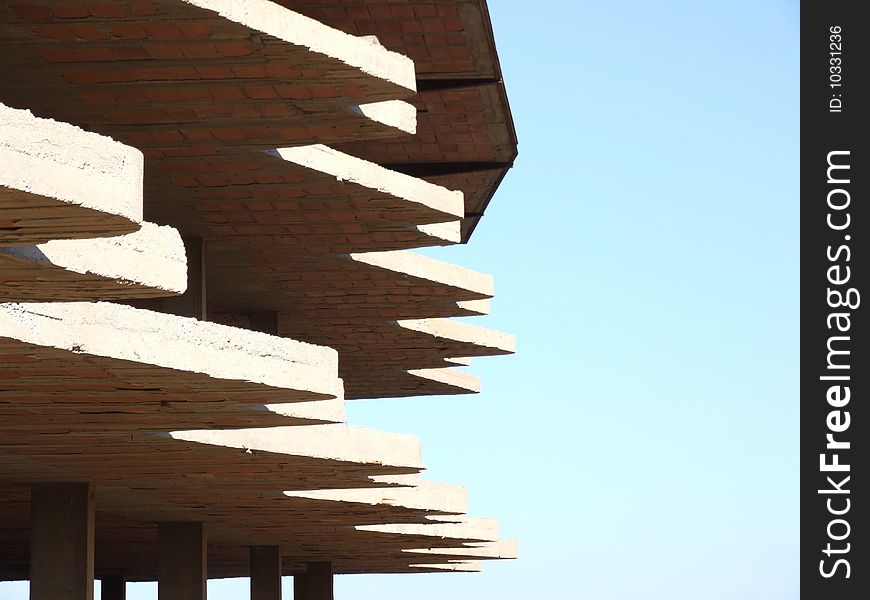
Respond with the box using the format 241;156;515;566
293;562;332;600
250;546;282;600
101;576;126;600
161;236;207;320
30;482;95;600
158;522;206;600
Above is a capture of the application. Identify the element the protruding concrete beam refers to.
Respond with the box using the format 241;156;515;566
397;318;516;356
348;251;493;298
101;576;126;600
273;145;463;222
182;0;416;98
0;302;339;402
1;103;141;246
284;481;467;515
169;424;423;471
408;560;483;572
250;546;282;600
0;223;186;302
294;562;333;600
351;101;417;136
30;482;95;600
405;539;519;560
415;221;462;245
357;517;501;543
158;522;206;600
407;367;481;394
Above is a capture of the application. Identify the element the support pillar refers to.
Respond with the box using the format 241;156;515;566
158;522;206;600
101;576;126;600
30;482;95;600
293;562;333;600
161;236;207;320
250;546;282;600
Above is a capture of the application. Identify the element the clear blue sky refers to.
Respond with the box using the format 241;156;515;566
2;1;798;598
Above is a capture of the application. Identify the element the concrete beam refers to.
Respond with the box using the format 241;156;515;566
294;562;333;600
356;517;501;543
30;482;95;600
181;0;416;98
101;576;126;600
0;223;186;302
158;522;206;600
0;103;141;246
169;424;423;472
0;302;339;403
348;251;493;298
272;145;463;222
397;318;516;356
284;481;468;515
250;546;282;600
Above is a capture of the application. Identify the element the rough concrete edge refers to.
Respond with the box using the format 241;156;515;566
184;0;416;94
368;473;421;486
404;540;519;560
351;101;417;136
443;356;473;366
397;318;516;354
274;141;463;221
0;302;338;398
406;367;480;394
169;424;423;469
0;223;186;296
455;299;491;315
264;379;347;423
415;221;462;245
348;250;493;298
357;517;500;542
0;103;143;224
408;561;483;572
283;481;468;514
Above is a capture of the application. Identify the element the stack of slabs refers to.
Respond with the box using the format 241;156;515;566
0;0;516;582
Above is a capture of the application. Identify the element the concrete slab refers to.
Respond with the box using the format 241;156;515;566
405;540;519;560
182;0;416;98
284;481;468;515
0;103;142;246
0;302;337;400
0;223;186;301
169;424;423;472
348;251;493;298
273;145;462;223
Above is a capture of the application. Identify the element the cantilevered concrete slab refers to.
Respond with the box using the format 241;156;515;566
1;1;417;147
284;481;467;515
278;315;514;399
405;540;518;561
0;302;341;434
206;249;492;323
0;223;186;301
0;471;488;581
0;103;141;246
169;424;423;476
145;146;461;254
0;425;423;495
273;145;463;224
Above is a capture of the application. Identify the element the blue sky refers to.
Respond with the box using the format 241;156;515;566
1;1;798;598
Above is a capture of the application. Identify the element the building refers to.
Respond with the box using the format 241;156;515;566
0;1;517;598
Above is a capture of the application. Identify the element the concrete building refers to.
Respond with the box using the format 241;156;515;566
0;1;517;598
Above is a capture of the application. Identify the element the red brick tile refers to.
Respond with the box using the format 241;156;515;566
54;4;90;18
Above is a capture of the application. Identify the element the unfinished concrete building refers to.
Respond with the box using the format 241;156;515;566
0;1;517;598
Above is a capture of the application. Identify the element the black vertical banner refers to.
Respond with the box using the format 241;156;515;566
802;3;869;598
